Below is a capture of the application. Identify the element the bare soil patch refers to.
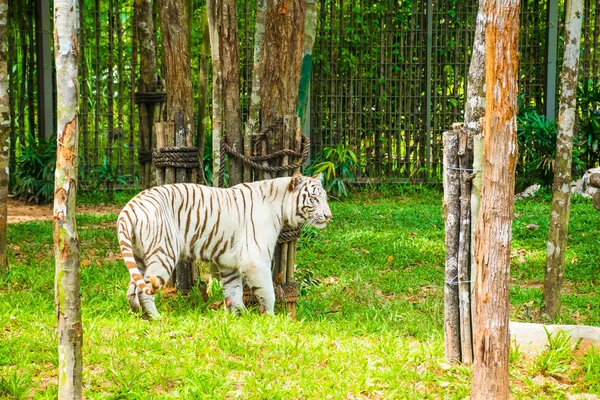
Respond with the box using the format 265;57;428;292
8;198;122;224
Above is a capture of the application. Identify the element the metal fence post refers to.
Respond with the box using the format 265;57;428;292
35;0;54;140
545;0;559;122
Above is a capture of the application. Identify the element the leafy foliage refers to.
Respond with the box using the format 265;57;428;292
516;96;586;191
577;79;600;166
89;156;131;201
12;135;56;204
306;145;358;198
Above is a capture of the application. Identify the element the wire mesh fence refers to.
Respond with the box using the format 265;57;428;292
6;0;600;188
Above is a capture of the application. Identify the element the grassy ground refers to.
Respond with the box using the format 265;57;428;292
1;187;600;399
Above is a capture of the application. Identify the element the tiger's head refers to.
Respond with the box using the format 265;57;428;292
288;173;332;229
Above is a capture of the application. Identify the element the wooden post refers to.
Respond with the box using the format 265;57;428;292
35;0;53;140
443;129;461;363
457;128;473;364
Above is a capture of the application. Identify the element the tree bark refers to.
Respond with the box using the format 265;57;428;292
197;13;209;185
134;0;158;189
207;0;223;187
471;0;520;398
465;0;487;365
542;0;583;320
206;0;242;186
443;129;461;363
161;0;196;291
245;0;266;181
54;1;83;397
78;0;89;175
160;0;195;184
0;0;9;270
260;0;306;179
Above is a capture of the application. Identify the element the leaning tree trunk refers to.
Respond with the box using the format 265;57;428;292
53;0;83;397
542;0;583;321
0;0;9;271
470;0;520;398
134;0;159;189
160;0;195;292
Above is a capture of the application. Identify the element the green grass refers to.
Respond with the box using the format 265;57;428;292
1;188;600;398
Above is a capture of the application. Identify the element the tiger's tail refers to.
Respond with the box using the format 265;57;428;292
117;210;153;298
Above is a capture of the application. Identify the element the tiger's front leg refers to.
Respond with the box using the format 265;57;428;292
242;262;275;315
218;267;245;314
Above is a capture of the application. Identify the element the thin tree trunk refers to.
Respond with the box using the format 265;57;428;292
94;0;100;168
245;0;266;181
542;0;584;320
0;0;9;270
117;4;124;175
197;13;209;184
220;0;242;186
134;0;158;189
465;0;486;365
207;0;223;187
26;0;35;140
7;0;14;189
129;10;137;181
107;0;114;166
18;5;25;147
471;0;520;398
79;0;89;175
54;1;83;397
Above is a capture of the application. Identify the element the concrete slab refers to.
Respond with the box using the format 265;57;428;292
510;321;600;353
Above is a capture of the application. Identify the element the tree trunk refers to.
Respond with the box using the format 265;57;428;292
94;0;100;168
207;0;223;187
197;13;209;185
160;0;195;292
26;0;35;140
471;0;520;398
107;0;114;167
260;0;306;180
54;1;83;397
79;0;89;175
465;0;486;365
7;0;14;189
134;0;158;189
117;4;124;175
206;0;242;186
245;0;266;181
160;0;195;184
542;0;583;320
0;0;9;270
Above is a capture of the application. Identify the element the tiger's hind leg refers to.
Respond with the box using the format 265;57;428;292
242;262;276;315
218;267;244;314
127;256;146;314
138;255;175;320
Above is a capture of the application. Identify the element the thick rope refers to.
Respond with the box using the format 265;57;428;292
152;146;200;169
134;92;167;104
278;226;301;243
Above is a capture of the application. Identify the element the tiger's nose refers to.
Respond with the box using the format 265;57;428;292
325;214;332;221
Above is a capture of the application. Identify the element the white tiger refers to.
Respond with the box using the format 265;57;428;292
117;173;331;318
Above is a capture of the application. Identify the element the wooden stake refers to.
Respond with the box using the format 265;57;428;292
443;129;461;363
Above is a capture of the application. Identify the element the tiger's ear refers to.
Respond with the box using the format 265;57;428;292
312;172;323;182
288;173;304;191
